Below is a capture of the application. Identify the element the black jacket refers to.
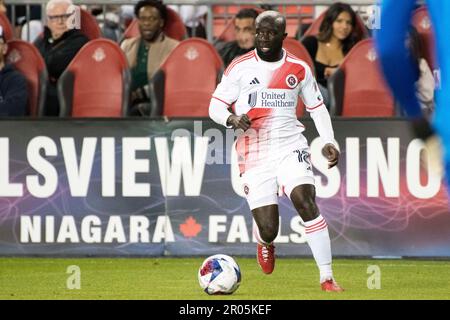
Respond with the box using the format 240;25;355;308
301;36;333;87
34;27;89;116
0;64;28;116
217;41;254;68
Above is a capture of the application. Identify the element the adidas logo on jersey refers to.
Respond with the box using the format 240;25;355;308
250;77;260;85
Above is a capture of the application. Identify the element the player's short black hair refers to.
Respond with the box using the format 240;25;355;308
235;8;259;20
134;0;167;22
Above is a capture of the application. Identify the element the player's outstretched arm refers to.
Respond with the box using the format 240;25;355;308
300;62;339;169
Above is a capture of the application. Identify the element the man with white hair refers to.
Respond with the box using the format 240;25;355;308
209;11;343;292
34;0;88;116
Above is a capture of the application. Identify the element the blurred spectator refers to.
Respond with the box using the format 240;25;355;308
121;0;178;116
34;0;88;116
407;25;435;117
4;0;44;42
302;2;363;107
168;4;207;38
6;2;42;39
0;0;6;14
0;26;28;116
91;5;122;42
215;8;258;68
21;20;44;43
120;5;135;29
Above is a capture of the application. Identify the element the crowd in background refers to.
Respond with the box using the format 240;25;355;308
0;0;436;118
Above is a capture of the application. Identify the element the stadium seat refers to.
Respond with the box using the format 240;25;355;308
215;18;236;43
6;40;47;117
212;5;242;16
283;38;315;73
57;38;130;117
149;38;223;117
277;5;313;38
412;6;436;69
80;8;102;40
301;8;369;40
0;12;14;41
122;7;186;41
327;39;395;117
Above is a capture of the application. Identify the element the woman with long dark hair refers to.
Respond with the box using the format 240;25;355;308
302;2;364;106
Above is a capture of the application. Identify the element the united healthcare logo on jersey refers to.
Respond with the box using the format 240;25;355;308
247;89;296;108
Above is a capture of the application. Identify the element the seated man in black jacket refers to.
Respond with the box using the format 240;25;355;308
216;8;258;68
34;0;88;116
0;26;28;116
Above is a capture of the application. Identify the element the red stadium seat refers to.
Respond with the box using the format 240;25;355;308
277;5;310;38
57;39;130;117
6;40;47;116
213;17;230;40
412;6;436;69
150;38;223;117
283;38;315;73
216;18;236;42
327;39;395;117
285;18;301;38
80;8;102;40
122;7;186;41
302;8;369;40
212;5;242;15
283;38;317;117
0;12;14;41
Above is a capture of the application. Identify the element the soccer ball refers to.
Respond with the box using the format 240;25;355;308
198;254;241;295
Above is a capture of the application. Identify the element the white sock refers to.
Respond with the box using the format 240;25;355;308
253;224;271;246
304;215;333;282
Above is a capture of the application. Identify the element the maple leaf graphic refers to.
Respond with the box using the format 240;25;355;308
179;216;202;238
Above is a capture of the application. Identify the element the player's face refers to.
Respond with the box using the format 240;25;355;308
332;11;353;41
138;6;164;42
234;18;256;50
255;18;286;61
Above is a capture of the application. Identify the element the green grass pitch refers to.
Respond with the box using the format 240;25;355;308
1;257;449;300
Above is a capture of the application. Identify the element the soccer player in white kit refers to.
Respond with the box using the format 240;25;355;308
209;11;343;292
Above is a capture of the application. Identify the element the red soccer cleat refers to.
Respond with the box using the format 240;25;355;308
257;243;275;274
321;278;345;292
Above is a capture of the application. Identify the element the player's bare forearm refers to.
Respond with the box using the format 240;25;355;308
322;143;339;169
227;114;251;131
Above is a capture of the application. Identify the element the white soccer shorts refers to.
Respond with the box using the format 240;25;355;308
240;145;315;211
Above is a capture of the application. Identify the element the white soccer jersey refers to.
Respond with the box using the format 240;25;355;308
209;49;335;174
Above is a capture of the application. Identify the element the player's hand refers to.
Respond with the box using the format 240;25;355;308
227;114;251;131
322;143;339;169
422;135;444;177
